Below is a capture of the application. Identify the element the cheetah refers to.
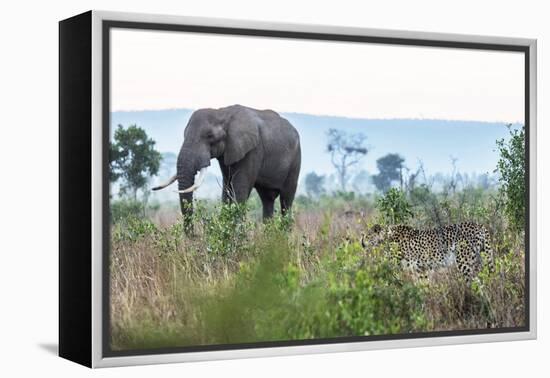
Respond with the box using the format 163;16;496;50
362;222;495;280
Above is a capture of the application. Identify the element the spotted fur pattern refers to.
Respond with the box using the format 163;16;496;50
364;222;494;280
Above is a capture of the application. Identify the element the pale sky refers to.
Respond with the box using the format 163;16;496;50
111;28;524;123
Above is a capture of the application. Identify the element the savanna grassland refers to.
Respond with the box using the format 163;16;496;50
109;125;526;351
110;187;526;351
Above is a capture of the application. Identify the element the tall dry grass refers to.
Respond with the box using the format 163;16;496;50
110;198;525;351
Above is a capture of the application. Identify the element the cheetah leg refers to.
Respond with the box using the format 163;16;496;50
456;243;474;281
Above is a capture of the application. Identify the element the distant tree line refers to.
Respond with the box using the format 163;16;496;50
302;127;504;199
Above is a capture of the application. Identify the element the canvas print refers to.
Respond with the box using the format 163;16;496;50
107;28;527;352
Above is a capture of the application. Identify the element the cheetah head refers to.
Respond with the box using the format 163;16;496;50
362;224;393;248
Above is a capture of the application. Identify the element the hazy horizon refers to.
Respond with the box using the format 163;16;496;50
111;108;518;200
111;105;523;125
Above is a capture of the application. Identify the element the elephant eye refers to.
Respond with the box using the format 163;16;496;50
206;131;214;139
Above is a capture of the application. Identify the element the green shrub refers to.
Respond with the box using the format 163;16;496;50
110;199;145;223
280;241;426;339
197;228;297;344
264;212;295;233
325;262;426;336
195;201;254;256
496;125;526;234
111;216;158;243
376;188;413;224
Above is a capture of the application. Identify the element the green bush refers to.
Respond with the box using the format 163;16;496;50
195;201;254;256
197;228;297;344
376;188;413;224
241;236;427;340
110;199;145;223
279;241;426;339
496;125;526;234
111;216;158;244
325;263;426;336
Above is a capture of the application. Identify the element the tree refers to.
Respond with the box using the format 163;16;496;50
326;129;368;192
445;156;462;194
304;172;326;198
409;161;444;227
496;124;525;233
403;166;421;192
110;124;162;200
372;153;405;192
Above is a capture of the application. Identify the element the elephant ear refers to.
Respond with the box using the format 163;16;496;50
223;111;260;166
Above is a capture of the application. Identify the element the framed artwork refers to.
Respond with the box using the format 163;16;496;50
59;10;537;368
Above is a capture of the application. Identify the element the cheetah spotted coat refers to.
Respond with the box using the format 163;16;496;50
367;222;494;279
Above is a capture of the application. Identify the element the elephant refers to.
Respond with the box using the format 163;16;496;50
152;104;301;224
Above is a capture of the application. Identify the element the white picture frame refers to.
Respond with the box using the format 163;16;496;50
59;10;537;368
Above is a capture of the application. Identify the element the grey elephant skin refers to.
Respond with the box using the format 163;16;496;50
153;105;302;224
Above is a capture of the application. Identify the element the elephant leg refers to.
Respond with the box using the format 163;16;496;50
280;191;296;217
225;170;254;203
221;178;232;203
219;151;259;204
218;162;232;203
256;186;279;219
220;170;250;203
280;158;300;216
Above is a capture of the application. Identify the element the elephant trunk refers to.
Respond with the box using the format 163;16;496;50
176;146;210;232
178;177;194;233
177;160;196;228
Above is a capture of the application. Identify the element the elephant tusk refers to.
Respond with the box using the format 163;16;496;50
151;174;177;191
177;167;208;193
